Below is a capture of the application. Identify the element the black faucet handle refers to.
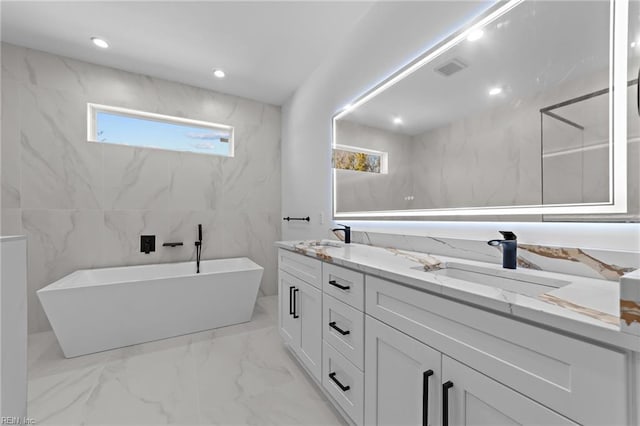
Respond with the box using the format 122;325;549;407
499;231;517;240
336;223;351;230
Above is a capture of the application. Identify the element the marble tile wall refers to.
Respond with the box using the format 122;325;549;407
0;43;281;333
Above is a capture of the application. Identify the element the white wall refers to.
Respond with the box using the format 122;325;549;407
281;1;640;252
0;236;27;418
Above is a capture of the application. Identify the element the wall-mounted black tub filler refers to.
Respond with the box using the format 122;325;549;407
487;231;517;269
195;224;203;274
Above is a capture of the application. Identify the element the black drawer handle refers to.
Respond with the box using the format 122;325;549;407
328;280;350;290
442;381;454;426
423;370;433;426
289;286;294;316
293;288;299;319
328;372;350;392
329;321;350;335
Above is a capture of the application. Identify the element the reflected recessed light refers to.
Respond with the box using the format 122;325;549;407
343;104;353;111
213;69;226;78
393;117;403;124
467;30;484;42
488;87;502;96
91;37;109;49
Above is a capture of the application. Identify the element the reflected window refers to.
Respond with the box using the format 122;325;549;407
88;104;234;157
332;145;388;174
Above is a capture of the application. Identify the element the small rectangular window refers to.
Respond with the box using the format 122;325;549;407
87;103;234;157
332;145;388;174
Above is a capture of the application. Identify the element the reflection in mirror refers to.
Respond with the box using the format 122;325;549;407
333;0;637;221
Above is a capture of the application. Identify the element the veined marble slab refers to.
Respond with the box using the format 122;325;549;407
276;240;640;351
621;269;640;336
350;230;639;282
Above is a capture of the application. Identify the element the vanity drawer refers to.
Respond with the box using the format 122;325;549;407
322;263;364;311
278;249;322;289
323;293;365;370
323;341;364;426
365;275;628;426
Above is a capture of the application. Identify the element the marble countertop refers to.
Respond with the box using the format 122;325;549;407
275;240;640;352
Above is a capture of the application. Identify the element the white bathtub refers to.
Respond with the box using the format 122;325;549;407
37;258;263;358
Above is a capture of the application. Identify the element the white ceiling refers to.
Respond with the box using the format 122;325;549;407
0;1;374;105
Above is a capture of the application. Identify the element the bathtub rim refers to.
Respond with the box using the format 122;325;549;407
37;257;264;293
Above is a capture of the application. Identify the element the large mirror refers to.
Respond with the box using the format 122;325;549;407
333;0;639;221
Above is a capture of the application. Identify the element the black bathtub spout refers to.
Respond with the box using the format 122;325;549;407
195;224;203;274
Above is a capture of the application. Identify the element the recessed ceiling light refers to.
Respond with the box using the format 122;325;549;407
488;87;502;96
213;69;226;78
91;37;109;49
393;117;403;124
467;29;484;42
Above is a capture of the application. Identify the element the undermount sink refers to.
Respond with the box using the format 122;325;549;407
302;239;345;249
431;262;571;297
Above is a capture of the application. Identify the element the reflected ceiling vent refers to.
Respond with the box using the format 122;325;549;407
434;58;467;77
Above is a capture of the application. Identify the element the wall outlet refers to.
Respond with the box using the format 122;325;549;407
319;212;324;225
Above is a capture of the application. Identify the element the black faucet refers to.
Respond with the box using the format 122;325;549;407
332;224;351;244
487;231;517;269
195;224;202;273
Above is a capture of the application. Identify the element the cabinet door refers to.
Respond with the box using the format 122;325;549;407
441;356;577;426
365;316;441;426
278;271;300;347
296;279;322;380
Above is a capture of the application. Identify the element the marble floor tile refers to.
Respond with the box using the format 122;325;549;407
27;296;345;426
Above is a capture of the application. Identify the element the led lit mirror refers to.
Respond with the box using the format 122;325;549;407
333;0;638;221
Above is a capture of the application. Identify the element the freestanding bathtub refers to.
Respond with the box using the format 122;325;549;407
38;257;263;358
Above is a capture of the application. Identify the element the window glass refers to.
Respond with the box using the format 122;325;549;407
88;104;233;157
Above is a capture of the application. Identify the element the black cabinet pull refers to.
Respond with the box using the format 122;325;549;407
329;321;350;335
328;372;350;392
292;288;299;318
328;280;350;290
289;286;294;316
423;370;434;426
442;381;454;426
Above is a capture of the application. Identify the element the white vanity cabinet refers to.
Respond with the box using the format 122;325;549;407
365;316;441;426
321;264;366;425
365;275;629;426
277;250;322;380
364;316;577;426
442;356;577;426
277;248;635;426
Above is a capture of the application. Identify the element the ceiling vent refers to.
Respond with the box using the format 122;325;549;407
434;58;467;77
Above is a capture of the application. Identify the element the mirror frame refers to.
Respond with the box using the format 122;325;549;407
332;0;628;219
